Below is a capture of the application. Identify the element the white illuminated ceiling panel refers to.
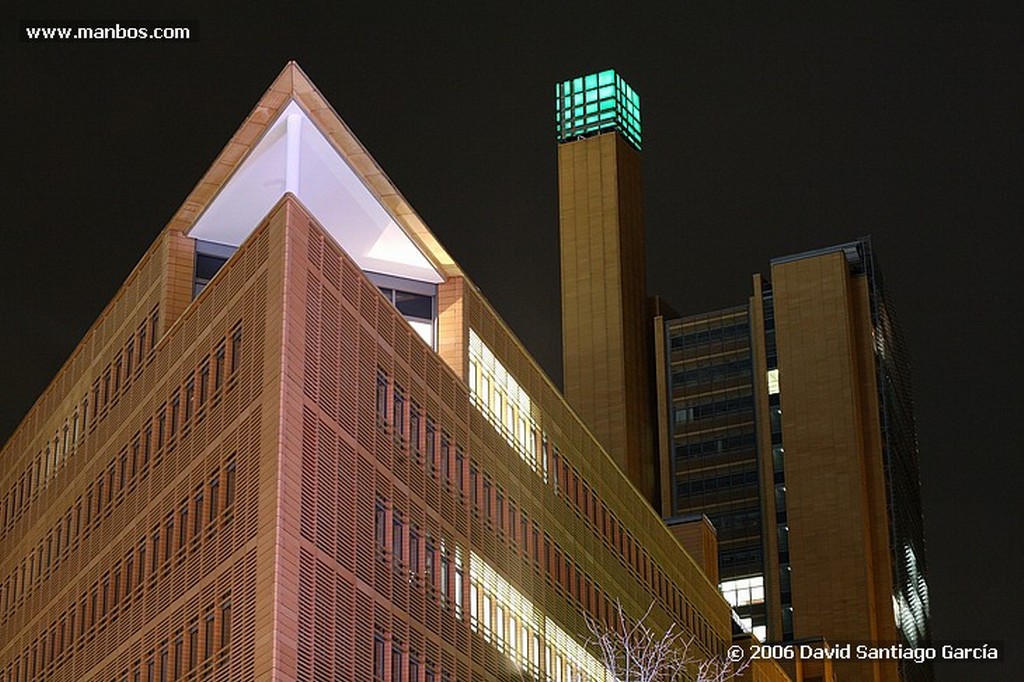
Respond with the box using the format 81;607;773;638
188;100;444;284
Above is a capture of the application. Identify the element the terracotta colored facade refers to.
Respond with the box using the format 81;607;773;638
1;63;741;682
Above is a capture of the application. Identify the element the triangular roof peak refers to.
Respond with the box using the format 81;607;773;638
171;61;457;283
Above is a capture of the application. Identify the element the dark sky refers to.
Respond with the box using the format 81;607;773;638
5;4;1022;678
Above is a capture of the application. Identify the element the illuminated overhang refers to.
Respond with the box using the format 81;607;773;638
187;99;445;284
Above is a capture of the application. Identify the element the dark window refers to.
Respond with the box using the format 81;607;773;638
188;623;198;669
174;636;183;678
125;552;134;594
230;326;242;373
455;448;465;492
170;397;179;437
374;498;386;553
194;489;204;536
440;432;450;482
214;346;226;389
393;386;405;437
196;364;209;408
151;529;160;571
483;478;492;518
373;633;385;681
376;372;388;426
185;378;195;420
194;251;227;280
509;501;517;542
225;459;237;509
409;529;420;577
150;310;159;351
392;644;404;682
410;406;421;454
204;610;214;659
394;291;432;319
164;516;174;561
392;513;404;566
179;504;188;547
209;475;219;523
220;598;231;649
425;421;436;471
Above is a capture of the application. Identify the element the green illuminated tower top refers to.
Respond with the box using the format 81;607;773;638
556;69;641;150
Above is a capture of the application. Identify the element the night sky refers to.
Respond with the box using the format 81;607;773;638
6;4;1021;678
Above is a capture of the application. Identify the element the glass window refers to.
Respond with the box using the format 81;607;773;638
150;310;159;351
373;633;385;681
204;610;214;659
376;372;388;426
230;327;242;373
394;291;432;319
221;598;232;649
225;459;237;509
199;363;209;406
374;498;386;552
392;513;404;566
215;346;226;389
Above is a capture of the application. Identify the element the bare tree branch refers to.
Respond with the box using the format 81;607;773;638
584;599;751;682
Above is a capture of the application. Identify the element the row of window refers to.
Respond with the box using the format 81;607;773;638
669;319;750;350
671;357;753;388
1;455;236;628
2;594;231;682
0;457;238;682
377;363;722;657
673;394;755;425
371;630;453;682
675;431;757;460
463;336;718;639
0;325;241;625
0;307;160;544
678;469;760;497
91;307;161;426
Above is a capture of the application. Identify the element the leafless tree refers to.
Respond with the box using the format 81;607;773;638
584;600;751;682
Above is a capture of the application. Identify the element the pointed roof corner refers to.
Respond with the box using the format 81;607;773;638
166;62;460;285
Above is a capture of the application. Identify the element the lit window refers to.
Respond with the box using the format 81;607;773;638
468;330;541;470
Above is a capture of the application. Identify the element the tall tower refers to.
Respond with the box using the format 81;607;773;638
556;70;656;503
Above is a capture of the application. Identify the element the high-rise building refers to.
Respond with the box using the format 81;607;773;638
654;240;932;682
0;63;750;682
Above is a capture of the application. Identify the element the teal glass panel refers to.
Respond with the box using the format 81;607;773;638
555;69;641;150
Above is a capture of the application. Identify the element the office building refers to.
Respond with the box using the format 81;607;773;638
0;63;746;682
654;240;932;682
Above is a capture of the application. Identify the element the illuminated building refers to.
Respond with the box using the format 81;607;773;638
654;241;932;682
0;63;744;682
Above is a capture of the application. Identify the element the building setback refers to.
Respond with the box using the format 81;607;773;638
655;240;932;682
0;63;748;682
